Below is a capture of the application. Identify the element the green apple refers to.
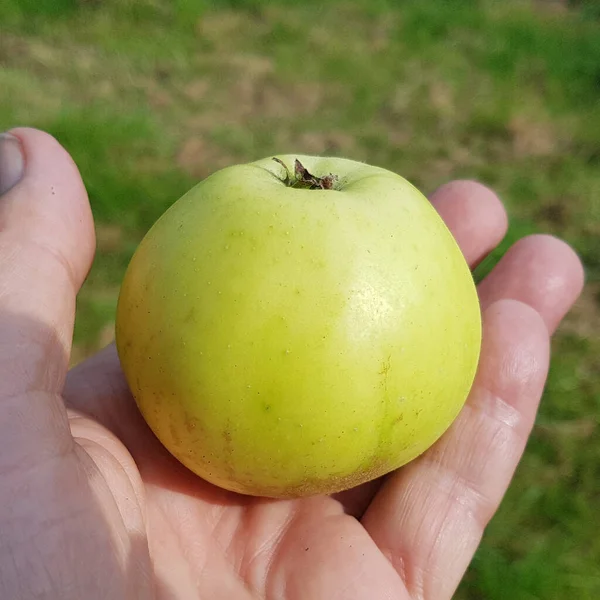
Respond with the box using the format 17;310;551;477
116;155;481;498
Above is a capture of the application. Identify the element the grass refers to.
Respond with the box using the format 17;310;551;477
1;0;599;596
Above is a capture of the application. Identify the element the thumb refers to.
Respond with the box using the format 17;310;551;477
0;128;95;398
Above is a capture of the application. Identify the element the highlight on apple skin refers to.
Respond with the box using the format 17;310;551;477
115;155;482;498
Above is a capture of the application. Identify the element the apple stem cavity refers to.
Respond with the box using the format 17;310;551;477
272;158;338;191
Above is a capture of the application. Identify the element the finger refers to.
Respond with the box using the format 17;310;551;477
478;234;585;333
349;235;582;517
0;128;95;454
429;180;508;268
361;299;550;600
0;129;95;395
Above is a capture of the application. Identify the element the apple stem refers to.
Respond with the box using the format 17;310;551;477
272;158;338;190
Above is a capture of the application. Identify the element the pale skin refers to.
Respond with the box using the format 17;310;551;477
0;128;584;599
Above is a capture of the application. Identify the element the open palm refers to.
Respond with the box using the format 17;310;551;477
0;129;583;599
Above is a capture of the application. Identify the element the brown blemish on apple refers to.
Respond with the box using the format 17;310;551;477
379;356;391;392
184;414;199;434
169;420;181;447
222;423;235;476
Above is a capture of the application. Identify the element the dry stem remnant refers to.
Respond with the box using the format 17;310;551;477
272;157;338;190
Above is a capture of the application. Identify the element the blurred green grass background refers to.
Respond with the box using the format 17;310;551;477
1;0;599;597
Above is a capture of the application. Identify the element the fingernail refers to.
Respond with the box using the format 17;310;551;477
0;133;25;195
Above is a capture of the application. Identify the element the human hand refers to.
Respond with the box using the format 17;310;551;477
0;128;584;599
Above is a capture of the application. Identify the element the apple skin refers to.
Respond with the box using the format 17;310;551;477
115;155;481;498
